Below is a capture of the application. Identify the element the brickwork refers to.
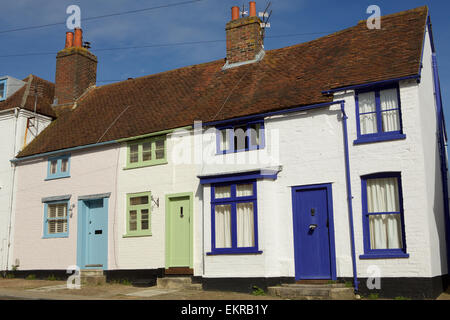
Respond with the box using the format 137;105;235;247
55;47;97;105
226;16;263;65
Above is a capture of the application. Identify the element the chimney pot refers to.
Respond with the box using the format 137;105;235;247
65;32;74;48
231;6;240;20
73;28;83;48
249;1;257;17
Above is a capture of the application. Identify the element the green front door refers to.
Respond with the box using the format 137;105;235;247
166;194;192;268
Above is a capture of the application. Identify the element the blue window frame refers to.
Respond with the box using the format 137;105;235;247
208;180;261;255
216;120;265;154
360;172;409;259
43;200;69;238
46;154;71;180
0;78;7;101
354;85;406;145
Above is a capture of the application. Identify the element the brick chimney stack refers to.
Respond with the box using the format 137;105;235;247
224;1;264;69
54;28;97;106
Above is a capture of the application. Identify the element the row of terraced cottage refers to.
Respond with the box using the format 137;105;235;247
0;4;449;299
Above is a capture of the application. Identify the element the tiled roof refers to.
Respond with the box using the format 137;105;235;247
17;6;428;158
0;75;56;118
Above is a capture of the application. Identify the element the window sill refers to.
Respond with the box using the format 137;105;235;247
207;249;263;255
216;147;265;155
45;175;71;181
42;234;69;239
359;253;409;260
122;233;152;238
353;134;406;145
124;161;168;170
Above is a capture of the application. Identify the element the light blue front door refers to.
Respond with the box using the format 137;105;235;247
77;198;108;269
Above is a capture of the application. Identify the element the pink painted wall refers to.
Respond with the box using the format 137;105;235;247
13;145;119;270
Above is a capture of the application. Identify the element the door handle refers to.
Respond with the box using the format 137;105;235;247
309;224;318;231
180;207;184;218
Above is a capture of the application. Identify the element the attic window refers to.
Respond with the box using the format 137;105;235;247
0;79;6;101
46;155;71;180
217;121;265;154
354;85;406;144
126;136;167;169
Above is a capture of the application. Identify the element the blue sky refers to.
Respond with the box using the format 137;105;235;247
1;0;449;132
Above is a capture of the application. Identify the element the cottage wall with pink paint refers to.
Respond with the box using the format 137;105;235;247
12;145;119;270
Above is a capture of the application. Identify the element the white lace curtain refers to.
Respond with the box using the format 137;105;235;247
380;88;401;132
359;92;377;135
215;183;255;248
215;204;231;248
367;177;403;250
359;89;400;135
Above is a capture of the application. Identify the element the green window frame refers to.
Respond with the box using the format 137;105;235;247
126;136;167;169
125;192;152;237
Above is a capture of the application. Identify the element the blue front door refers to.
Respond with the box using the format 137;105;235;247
292;185;335;280
77;198;108;269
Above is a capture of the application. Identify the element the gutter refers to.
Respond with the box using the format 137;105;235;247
322;75;421;95
429;15;450;270
10;140;118;163
202;101;344;127
5;108;19;273
11;126;193;164
339;101;359;292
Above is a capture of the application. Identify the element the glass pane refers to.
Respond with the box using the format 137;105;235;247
50;160;58;174
129;210;137;231
0;82;4;99
220;129;230;151
215;204;232;248
61;159;68;172
130;195;149;206
249;123;261;147
369;214;403;249
142;142;152;161
48;220;56;234
155;140;165;159
366;177;400;213
358;91;376;113
236;184;253;197
382;110;401;132
380;88;399;111
56;204;66;217
236;202;255;247
48;205;57;218
141;209;149;230
234;125;248;151
214;186;231;199
130;145;139;163
360;113;377;135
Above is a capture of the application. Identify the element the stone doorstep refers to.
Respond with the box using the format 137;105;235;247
80;269;106;285
156;277;202;291
268;284;355;300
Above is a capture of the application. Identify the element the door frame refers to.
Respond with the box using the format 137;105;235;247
165;192;194;269
76;197;109;270
291;183;337;280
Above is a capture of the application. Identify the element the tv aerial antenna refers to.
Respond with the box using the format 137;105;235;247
259;1;272;40
240;3;248;17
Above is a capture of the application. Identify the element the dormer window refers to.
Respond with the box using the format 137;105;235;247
217;121;265;154
0;79;6;101
354;85;406;144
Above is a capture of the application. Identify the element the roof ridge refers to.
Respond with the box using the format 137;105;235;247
357;5;428;25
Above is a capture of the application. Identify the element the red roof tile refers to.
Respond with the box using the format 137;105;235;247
17;6;428;158
0;75;56;118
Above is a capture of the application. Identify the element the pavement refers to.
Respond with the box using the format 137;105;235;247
0;278;280;300
0;278;448;300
